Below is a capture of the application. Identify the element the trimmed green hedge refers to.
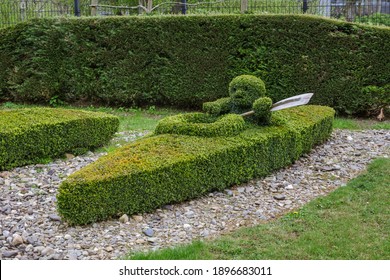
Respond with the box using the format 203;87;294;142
57;105;335;225
0;108;119;170
154;113;246;137
0;15;388;115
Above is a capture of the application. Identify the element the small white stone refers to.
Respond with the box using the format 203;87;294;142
132;215;143;222
11;234;24;246
119;214;129;223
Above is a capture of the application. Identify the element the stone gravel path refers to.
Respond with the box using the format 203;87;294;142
0;129;389;260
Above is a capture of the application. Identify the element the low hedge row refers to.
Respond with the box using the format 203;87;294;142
0;108;119;170
0;15;389;115
57;105;335;225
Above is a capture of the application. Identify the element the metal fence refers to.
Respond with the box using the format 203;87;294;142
1;0;389;28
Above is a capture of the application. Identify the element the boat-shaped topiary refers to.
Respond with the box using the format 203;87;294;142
57;105;335;225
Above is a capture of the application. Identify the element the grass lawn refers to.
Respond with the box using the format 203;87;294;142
333;117;390;130
126;157;390;260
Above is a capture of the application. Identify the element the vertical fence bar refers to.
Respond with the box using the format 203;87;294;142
74;0;81;16
241;0;248;13
20;0;27;21
181;0;187;14
91;0;98;16
303;0;308;13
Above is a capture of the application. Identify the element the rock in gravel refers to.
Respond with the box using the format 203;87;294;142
143;228;154;237
2;250;19;258
41;247;55;256
49;214;61;222
132;215;143;222
273;194;286;201
12;234;24;246
119;214;129;223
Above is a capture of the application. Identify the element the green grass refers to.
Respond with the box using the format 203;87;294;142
333;117;390;130
126;157;390;260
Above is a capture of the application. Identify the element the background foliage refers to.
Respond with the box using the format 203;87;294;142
0;14;389;115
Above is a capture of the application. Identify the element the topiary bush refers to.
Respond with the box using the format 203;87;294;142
57;105;335;225
154;113;246;137
229;75;266;109
203;74;268;117
0;108;119;170
253;96;273;125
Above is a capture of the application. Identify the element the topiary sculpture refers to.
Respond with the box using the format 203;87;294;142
203;75;272;125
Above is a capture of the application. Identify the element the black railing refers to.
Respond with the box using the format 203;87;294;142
1;0;389;28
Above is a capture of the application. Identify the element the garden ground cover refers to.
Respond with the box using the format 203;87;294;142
126;157;390;260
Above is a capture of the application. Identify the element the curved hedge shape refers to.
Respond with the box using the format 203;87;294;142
154;113;246;137
57;105;335;225
0;108;119;170
0;15;388;115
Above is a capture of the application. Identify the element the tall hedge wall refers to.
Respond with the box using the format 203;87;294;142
0;15;389;115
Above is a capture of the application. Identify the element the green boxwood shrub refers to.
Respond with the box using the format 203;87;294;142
229;75;266;108
203;97;232;116
154;113;246;137
57;105;335;225
253;97;273;125
0;108;119;170
0;15;388;115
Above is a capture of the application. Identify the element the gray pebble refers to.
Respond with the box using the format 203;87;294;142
273;194;286;201
2;250;19;258
143;228;154;237
49;214;61;221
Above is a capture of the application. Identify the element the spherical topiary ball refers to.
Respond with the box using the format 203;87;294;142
229;75;266;108
253;96;273;125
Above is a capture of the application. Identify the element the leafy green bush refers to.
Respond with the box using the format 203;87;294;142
359;84;390;115
229;75;266;108
203;75;267;116
0;108;119;170
253;97;273;125
154;113;246;137
203;97;232;116
57;105;335;225
0;15;388;115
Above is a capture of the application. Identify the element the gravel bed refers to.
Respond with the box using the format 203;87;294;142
0;129;389;260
